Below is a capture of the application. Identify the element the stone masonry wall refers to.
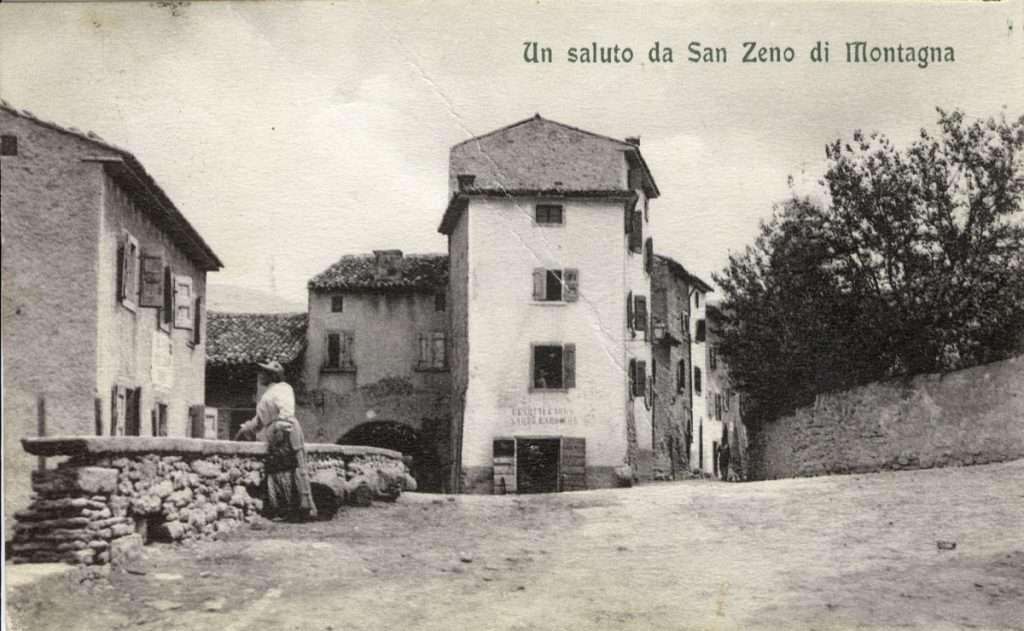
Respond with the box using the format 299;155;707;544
751;356;1024;480
11;437;412;565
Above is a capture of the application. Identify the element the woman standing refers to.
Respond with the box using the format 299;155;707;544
237;360;317;521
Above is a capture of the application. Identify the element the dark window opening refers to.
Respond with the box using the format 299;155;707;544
694;367;702;394
677;360;686;393
544;270;563;301
331;295;344;313
192;298;202;345
535;204;564;225
533;345;564;389
1;135;17;156
695;319;706;343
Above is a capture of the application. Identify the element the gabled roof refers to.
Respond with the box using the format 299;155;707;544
206;312;307;367
654;254;714;294
308;253;448;292
0;100;222;271
439;115;659;234
449;114;659;197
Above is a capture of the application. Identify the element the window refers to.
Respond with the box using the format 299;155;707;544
628;211;643;253
417;331;447;370
644;237;654;274
324;331;355;371
694;292;701;308
531;343;576;390
532;268;578;302
694;367;702;394
118;232;140;311
695;319;706;343
681;313;690;339
677;360;686;394
535;204;564;225
632;295;648;334
709;344;718;370
629;359;647;398
0;134;17;156
434;292;446;312
331;295;344;313
174;275;194;329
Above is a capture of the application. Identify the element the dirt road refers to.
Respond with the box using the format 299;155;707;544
6;460;1024;630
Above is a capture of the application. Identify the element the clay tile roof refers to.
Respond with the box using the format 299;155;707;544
206;312;307;367
449;114;659;197
308;253;448;292
654;253;714;294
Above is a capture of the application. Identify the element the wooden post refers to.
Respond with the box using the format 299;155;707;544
36;394;46;470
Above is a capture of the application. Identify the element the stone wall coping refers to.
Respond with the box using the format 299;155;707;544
21;436;402;460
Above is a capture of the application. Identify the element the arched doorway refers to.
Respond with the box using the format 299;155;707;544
338;421;443;492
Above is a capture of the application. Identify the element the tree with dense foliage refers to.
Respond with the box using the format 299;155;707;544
714;109;1024;427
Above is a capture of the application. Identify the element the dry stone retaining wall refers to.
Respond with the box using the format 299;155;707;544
751;356;1024;480
12;437;412;565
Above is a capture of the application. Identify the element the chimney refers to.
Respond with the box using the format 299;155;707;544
373;249;403;279
457;174;476;191
625;137;640;146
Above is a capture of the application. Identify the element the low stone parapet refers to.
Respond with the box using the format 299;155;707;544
13;437;413;565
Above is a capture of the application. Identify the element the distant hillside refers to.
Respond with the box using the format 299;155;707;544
206;283;305;314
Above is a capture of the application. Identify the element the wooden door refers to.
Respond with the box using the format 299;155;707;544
559;437;586;491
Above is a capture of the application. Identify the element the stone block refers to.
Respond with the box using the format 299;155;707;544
31;466;119;495
109;534;143;567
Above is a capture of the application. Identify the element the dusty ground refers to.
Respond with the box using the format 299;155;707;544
6;460;1024;631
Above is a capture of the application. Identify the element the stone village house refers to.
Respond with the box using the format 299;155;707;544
1;102;223;525
205;253;451;492
203;114;742;494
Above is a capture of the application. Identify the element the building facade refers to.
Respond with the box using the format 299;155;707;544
301;251;452;491
650;254;713;479
689;278;717;475
440;115;660;493
705;304;748;480
205;311;308;440
2;102;222;523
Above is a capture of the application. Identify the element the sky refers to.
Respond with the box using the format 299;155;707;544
1;0;1021;303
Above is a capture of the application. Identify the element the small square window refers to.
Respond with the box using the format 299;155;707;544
535;204;564;225
331;295;344;313
1;135;17;156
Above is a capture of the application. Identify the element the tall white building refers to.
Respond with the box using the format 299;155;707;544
689;284;719;475
439;115;660;493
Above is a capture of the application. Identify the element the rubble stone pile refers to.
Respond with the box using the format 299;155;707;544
14;437;412;566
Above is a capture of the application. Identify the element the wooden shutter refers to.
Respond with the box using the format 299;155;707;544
119;233;139;309
644;238;653;274
628;359;637;397
559;437;586;491
174;275;194;329
111;385;127;436
562;343;576;389
192;298;202;345
432;331;446;369
694;367;702;394
344;332;355;367
563;268;579;302
140;254;165;307
532;268;546;300
161;266;173;327
125;388;141;436
417;333;429;368
626;291;634;332
189;404;205;438
628;212;643;252
634;295;648;332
